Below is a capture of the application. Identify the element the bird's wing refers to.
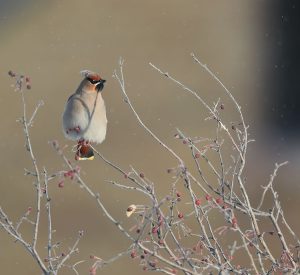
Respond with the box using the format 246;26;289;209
63;95;90;133
67;93;75;102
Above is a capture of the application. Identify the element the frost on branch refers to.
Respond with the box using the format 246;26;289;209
2;57;300;275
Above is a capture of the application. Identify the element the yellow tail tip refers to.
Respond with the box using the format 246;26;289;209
76;155;94;161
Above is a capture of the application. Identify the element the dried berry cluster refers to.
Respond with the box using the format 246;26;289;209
8;70;31;90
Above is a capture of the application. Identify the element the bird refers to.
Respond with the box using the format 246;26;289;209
62;70;107;160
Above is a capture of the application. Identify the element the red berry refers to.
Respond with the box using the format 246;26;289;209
183;139;187;144
215;198;222;204
149;262;156;268
130;251;137;258
176;192;181;198
232;217;238;228
27;206;33;212
139;173;145;178
89;267;97;275
195;199;201;206
205;194;212;201
178;213;184;219
74;126;81;133
8;70;16;77
195;152;200;159
152;227;158;234
58;181;64;188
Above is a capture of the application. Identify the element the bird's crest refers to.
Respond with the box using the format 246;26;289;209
80;70;101;81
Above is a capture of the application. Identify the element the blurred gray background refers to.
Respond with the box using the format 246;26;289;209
0;0;299;274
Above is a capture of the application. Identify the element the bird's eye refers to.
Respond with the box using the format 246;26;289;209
87;78;99;85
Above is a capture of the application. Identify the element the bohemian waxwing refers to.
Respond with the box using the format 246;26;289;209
62;70;107;160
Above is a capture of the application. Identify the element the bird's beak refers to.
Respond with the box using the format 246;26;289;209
96;79;106;92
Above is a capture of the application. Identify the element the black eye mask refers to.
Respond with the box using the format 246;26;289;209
95;79;106;92
87;78;100;85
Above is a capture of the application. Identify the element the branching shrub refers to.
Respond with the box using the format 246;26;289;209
1;56;299;275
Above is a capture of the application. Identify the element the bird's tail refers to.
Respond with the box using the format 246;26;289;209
75;140;94;160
